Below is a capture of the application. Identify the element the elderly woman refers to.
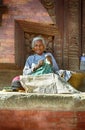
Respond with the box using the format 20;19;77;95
23;36;59;75
11;36;79;94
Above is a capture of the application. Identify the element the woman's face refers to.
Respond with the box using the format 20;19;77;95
33;40;45;55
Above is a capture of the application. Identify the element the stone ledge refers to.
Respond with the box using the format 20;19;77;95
0;92;85;111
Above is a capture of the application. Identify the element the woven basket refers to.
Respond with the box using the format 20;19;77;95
68;72;85;89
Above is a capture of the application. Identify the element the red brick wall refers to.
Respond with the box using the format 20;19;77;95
0;0;84;70
0;110;85;130
0;0;53;64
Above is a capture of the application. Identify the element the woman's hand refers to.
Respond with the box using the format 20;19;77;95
33;60;44;71
38;60;44;66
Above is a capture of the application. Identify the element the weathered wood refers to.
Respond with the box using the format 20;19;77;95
18;20;59;36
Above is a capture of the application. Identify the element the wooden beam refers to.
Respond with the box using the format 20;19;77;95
17;20;59;36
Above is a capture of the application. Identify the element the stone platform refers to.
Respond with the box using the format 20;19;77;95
0;70;85;130
0;92;85;130
0;92;85;111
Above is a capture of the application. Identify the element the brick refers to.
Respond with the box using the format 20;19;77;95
0;110;85;130
0;0;53;65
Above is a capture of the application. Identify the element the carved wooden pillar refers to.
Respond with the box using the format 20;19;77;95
64;0;81;70
81;0;85;54
55;0;64;69
40;0;81;70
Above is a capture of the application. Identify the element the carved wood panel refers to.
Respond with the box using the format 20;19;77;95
82;0;85;54
40;0;56;23
63;0;81;70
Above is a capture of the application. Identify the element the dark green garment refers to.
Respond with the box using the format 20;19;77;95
31;63;53;76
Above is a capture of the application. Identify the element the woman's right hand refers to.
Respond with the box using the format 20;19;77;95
33;60;44;71
38;60;44;66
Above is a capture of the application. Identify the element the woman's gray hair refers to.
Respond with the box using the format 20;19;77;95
32;36;46;48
